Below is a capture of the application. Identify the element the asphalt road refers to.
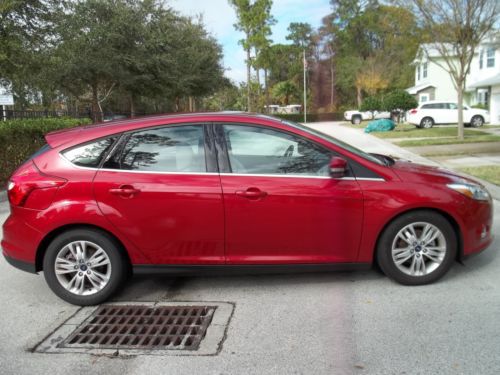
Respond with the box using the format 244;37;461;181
0;198;499;375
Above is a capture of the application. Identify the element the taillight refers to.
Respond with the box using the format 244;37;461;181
409;109;418;114
8;162;67;207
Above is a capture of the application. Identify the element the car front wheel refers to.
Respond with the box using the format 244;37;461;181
352;115;362;125
376;211;456;285
470;115;484;128
43;228;127;305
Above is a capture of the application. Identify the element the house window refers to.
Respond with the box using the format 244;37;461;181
419;93;429;103
486;48;495;68
477;89;489;107
417;65;420;81
479;49;483;69
422;63;428;78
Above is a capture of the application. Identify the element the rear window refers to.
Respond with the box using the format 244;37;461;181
62;137;117;168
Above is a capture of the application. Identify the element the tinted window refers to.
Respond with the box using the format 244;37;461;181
447;103;458;109
105;125;206;172
422;103;445;109
63;138;116;168
223;125;332;176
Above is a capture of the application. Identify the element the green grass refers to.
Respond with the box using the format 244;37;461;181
396;134;500;147
459;166;500;186
373;127;487;139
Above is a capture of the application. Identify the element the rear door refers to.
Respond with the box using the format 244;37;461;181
446;103;459;124
93;123;225;264
215;123;365;264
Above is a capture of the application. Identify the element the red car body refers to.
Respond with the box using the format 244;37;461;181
1;113;494;275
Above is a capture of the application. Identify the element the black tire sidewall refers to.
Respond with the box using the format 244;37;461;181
377;211;457;285
43;228;126;305
420;117;433;128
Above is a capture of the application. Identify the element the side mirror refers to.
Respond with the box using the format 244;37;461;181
329;156;348;178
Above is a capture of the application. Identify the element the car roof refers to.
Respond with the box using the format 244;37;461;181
45;112;286;148
419;100;456;105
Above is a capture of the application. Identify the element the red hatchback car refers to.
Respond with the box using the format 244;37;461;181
2;113;494;305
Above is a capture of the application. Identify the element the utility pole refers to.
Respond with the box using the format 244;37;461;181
303;49;307;123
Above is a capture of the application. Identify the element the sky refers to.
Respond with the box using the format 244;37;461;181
170;0;331;83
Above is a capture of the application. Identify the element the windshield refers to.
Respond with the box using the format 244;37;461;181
274;118;385;166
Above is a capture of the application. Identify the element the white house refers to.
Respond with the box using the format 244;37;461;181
406;33;500;124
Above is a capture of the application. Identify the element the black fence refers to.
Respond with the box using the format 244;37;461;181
1;109;345;123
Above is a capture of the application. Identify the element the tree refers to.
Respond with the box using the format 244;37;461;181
383;89;418;122
403;0;499;139
286;22;314;50
360;96;382;112
229;0;275;112
272;81;298;106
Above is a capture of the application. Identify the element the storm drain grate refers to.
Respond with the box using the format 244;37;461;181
61;304;216;351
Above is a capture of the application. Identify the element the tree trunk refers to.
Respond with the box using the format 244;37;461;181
188;96;194;112
91;84;102;123
356;86;362;108
246;44;251;112
264;68;270;114
457;86;464;140
129;94;135;118
330;62;335;109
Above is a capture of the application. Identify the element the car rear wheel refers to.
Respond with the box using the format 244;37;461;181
352;115;362;125
43;228;127;305
376;211;456;285
470;115;484;128
419;117;434;129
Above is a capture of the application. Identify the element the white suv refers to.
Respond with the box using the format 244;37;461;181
407;101;490;128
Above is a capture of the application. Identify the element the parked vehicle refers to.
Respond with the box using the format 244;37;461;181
407;101;490;128
344;110;391;125
2;113;493;305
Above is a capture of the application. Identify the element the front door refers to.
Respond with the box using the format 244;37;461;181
93;124;225;264
216;123;364;264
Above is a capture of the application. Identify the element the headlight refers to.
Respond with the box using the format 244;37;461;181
447;183;490;201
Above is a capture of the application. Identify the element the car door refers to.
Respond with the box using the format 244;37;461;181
446;103;459;124
215;123;364;264
93;123;225;264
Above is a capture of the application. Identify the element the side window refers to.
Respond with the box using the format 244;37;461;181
63;137;116;168
104;125;206;172
223;125;332;176
447;103;458;110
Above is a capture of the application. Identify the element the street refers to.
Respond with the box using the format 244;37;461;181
1;123;499;375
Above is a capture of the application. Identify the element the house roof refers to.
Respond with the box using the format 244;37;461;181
406;83;435;95
468;73;500;89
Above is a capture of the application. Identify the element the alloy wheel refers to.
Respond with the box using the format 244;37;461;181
391;222;446;277
54;240;112;296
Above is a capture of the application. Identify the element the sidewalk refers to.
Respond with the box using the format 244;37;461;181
306;122;500;200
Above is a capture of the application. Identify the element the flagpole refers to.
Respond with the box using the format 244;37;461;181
303;49;307;123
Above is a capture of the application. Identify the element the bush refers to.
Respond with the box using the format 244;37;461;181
0;118;92;185
360;96;383;112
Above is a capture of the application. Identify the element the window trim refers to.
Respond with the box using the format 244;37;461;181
486;47;495;68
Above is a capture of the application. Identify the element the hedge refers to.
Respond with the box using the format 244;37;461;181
0;118;92;186
273;112;344;122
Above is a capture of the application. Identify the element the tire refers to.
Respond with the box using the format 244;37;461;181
376;211;457;285
470;115;484;128
352;115;362;125
419;117;434;129
43;228;128;305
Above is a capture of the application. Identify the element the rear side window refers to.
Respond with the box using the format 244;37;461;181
104;125;206;173
62;138;116;168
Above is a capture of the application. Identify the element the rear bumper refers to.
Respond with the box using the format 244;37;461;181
2;252;37;273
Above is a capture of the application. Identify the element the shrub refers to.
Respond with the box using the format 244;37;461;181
360;96;383;112
0;118;92;185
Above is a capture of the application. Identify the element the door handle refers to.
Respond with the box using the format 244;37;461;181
109;185;141;198
235;187;267;200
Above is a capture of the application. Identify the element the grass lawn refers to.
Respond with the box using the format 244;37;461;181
373;126;487;139
396;134;500;147
459;166;500;186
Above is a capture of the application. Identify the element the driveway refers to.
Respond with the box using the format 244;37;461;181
0;123;499;375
